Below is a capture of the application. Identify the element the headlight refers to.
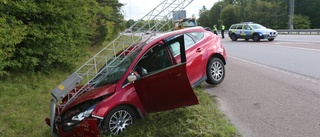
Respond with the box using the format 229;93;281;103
72;104;97;121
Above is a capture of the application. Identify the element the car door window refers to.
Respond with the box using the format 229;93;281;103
168;34;195;56
236;25;243;29
135;44;172;77
244;25;251;30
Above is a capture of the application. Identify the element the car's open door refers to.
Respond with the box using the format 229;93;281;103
133;35;199;113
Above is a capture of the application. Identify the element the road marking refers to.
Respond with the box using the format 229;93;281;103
275;39;320;43
229;55;320;84
271;45;320;52
257;42;320;52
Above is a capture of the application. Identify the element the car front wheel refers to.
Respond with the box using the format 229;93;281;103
253;34;260;42
102;105;136;136
268;38;274;41
231;34;237;41
206;58;225;85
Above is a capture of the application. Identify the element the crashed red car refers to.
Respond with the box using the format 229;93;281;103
45;26;227;136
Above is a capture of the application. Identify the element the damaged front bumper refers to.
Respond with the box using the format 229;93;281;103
46;99;101;137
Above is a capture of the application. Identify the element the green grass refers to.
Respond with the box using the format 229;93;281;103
116;87;240;137
0;36;240;137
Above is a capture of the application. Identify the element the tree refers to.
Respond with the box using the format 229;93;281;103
125;19;135;28
294;15;311;29
0;0;125;75
220;5;241;28
199;5;207;15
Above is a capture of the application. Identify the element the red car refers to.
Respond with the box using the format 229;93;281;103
45;26;227;136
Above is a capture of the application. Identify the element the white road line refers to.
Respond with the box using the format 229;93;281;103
275;39;320;43
270;44;320;52
255;42;320;52
229;55;320;84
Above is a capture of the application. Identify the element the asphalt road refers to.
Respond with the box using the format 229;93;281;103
203;35;320;137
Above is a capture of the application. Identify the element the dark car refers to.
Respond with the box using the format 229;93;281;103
45;26;227;136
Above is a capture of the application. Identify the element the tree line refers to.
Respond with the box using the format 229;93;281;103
0;0;124;76
197;0;320;30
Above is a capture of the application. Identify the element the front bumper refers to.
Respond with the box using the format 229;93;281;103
48;99;101;137
260;32;277;39
46;117;101;137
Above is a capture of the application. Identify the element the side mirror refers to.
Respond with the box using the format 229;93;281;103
127;73;138;82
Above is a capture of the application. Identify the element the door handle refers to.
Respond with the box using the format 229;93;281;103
170;73;182;79
196;48;202;52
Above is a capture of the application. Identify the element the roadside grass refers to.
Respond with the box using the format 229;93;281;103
115;87;240;137
0;36;240;137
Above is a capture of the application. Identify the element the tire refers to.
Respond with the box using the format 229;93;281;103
245;38;249;41
231;34;237;41
268;38;274;41
102;105;136;136
253;34;260;42
206;58;225;85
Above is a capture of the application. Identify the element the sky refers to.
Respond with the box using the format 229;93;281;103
119;0;219;20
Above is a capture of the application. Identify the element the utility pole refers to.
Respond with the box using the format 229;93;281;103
289;0;294;29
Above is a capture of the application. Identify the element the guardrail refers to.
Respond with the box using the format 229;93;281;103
276;29;320;35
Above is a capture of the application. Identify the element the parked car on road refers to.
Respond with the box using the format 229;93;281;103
228;22;278;42
45;27;227;136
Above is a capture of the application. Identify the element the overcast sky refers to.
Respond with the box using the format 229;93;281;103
119;0;219;20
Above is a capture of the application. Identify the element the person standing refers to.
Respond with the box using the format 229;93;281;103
221;24;225;39
213;24;218;35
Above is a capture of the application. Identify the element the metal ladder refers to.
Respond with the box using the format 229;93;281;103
51;0;194;111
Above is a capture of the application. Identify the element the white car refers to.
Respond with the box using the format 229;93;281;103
228;22;278;42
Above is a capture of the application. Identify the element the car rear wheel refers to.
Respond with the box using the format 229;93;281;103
231;34;237;41
268;38;274;41
102;105;136;136
253;34;260;42
206;58;225;85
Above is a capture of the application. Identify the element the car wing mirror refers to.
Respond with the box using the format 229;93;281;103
127;73;138;82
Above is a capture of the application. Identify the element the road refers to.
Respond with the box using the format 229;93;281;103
203;35;320;137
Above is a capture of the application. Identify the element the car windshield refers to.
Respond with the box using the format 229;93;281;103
250;24;266;29
182;19;196;27
92;48;142;87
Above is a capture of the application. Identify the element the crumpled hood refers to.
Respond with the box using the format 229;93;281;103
62;84;116;112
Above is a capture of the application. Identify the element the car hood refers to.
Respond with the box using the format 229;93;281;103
63;84;116;112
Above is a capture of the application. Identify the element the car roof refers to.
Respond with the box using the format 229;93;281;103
142;26;206;47
232;22;259;26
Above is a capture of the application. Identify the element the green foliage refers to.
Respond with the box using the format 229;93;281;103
116;87;240;137
294;0;320;28
0;0;124;76
220;5;241;28
0;15;27;75
198;0;319;29
294;15;311;29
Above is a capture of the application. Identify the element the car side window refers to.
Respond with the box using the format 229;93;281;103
243;25;251;30
135;44;172;77
184;34;195;49
168;34;195;56
230;25;237;29
190;32;204;41
236;25;242;29
169;42;180;56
